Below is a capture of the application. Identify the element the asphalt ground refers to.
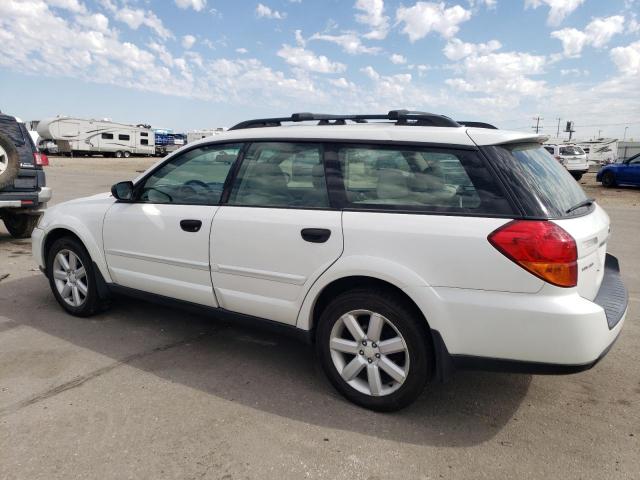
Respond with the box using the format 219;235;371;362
0;156;638;479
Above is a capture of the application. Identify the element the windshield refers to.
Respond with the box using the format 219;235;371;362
483;143;589;218
559;146;584;156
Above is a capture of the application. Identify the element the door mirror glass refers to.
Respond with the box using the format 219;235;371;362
111;181;134;202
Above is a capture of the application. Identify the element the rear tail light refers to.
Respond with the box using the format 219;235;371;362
488;220;577;288
34;152;49;166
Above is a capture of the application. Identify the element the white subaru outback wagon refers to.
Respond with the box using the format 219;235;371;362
32;111;628;411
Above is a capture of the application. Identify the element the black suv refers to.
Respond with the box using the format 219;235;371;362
0;112;51;238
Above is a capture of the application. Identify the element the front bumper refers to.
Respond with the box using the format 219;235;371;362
407;254;627;373
31;226;45;270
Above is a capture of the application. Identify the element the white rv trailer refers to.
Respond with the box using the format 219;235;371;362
37;117;155;157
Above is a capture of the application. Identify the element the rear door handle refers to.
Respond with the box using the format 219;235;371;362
180;219;202;232
301;228;331;243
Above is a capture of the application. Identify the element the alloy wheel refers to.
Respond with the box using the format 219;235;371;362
329;309;410;397
52;249;88;307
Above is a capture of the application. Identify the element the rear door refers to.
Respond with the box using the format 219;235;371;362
210;142;343;325
103;143;242;306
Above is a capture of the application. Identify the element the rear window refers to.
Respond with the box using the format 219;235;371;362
559;146;584;156
484;143;589;218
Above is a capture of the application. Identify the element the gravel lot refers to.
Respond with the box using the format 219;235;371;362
0;156;638;479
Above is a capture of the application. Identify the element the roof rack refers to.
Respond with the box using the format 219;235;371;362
457;121;498;129
228;110;461;130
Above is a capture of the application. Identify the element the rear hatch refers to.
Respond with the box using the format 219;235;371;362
0;114;40;193
477;140;609;299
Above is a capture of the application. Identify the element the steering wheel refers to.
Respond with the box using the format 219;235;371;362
184;179;211;190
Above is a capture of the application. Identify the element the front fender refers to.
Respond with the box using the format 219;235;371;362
38;195;114;282
295;255;430;331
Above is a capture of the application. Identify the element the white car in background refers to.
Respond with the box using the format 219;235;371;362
32;111;628;411
543;144;589;180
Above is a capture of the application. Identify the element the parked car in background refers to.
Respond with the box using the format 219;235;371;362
32;111;627;411
543;144;589;180
597;153;640;187
0;112;51;238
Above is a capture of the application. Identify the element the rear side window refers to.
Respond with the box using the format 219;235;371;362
335;145;513;215
228;142;329;208
483;143;588;218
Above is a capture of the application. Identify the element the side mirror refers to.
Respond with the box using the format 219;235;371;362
111;181;134;202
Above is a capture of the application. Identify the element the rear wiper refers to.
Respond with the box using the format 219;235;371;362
566;197;595;214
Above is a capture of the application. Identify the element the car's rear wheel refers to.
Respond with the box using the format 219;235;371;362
123;151;131;158
0;132;20;189
46;236;106;317
602;171;616;187
3;212;40;239
317;289;431;411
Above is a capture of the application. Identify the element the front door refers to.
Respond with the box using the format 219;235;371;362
211;141;343;325
103;143;242;306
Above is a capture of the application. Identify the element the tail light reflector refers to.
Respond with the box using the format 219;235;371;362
34;152;49;166
488;220;577;287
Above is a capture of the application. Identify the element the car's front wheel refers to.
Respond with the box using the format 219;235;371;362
602;171;616;187
317;289;432;411
46;236;106;317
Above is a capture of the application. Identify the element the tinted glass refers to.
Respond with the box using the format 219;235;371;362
559;146;584;155
337;145;513;215
485;143;589;218
229;142;329;208
102;133;113;140
119;134;130;141
139;144;241;204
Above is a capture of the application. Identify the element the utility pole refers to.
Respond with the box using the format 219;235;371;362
532;116;543;134
556;118;561;138
623;126;629;141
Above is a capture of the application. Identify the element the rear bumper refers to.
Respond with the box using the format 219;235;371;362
0;187;51;209
407;254;627;376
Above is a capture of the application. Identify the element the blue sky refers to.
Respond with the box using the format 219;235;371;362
0;0;638;139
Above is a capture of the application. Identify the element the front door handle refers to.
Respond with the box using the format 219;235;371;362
301;228;331;243
180;219;202;232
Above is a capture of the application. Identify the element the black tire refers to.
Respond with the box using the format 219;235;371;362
115;151;123;158
3;213;39;239
46;236;107;317
602;171;616;187
123;151;131;158
316;289;432;412
0;132;20;189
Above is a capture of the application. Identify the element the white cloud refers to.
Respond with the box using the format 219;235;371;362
114;7;173;39
560;68;588;76
175;0;207;11
551;15;625;57
443;38;501;60
182;34;196;49
390;53;407;64
310;32;381;54
256;3;286;19
396;2;472;42
47;0;86;13
610;40;640;76
355;0;390;40
236;47;248;54
329;77;356;89
277;44;346;73
75;12;109;33
294;29;306;46
525;0;585;26
446;51;547;102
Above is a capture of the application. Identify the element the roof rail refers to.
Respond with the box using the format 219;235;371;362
228;110;461;130
457;121;498;129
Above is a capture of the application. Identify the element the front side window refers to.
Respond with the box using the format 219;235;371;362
228;142;329;208
337;145;513;214
138;143;241;205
